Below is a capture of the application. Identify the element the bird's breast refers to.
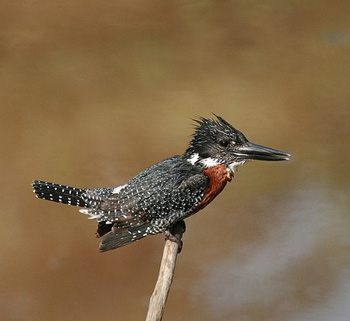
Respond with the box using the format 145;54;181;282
196;164;231;211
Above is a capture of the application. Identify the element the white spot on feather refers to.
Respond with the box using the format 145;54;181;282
187;153;199;165
112;184;127;194
88;214;100;220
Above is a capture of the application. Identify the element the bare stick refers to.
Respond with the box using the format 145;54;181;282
146;222;185;321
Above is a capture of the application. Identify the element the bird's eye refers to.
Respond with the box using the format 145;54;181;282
218;139;229;147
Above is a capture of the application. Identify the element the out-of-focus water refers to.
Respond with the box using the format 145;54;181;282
1;1;349;320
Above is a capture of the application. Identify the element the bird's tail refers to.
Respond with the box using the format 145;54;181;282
99;223;154;252
32;180;87;207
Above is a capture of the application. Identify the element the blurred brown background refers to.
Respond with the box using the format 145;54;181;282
1;1;350;320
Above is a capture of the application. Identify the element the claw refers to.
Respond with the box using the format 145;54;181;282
165;231;183;253
165;220;186;253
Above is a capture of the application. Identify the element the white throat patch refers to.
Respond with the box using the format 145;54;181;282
200;157;221;168
227;160;247;173
187;153;222;168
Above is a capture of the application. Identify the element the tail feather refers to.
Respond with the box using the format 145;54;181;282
32;180;86;207
99;223;153;252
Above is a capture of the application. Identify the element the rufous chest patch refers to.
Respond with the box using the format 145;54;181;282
196;164;230;211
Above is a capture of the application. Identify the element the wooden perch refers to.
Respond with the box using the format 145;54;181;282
145;222;185;321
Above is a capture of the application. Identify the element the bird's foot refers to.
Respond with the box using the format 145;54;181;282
165;220;186;253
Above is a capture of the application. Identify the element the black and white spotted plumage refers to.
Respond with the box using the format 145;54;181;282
33;115;290;252
33;156;209;251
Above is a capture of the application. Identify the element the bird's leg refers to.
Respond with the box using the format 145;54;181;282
165;220;186;253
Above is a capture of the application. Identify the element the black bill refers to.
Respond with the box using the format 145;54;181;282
233;142;290;161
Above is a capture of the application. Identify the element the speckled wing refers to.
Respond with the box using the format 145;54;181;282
93;156;209;251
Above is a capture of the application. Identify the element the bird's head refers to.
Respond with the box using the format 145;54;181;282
185;115;290;174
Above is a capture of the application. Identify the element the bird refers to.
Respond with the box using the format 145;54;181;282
32;115;290;252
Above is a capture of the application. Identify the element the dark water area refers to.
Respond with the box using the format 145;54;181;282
1;1;349;320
